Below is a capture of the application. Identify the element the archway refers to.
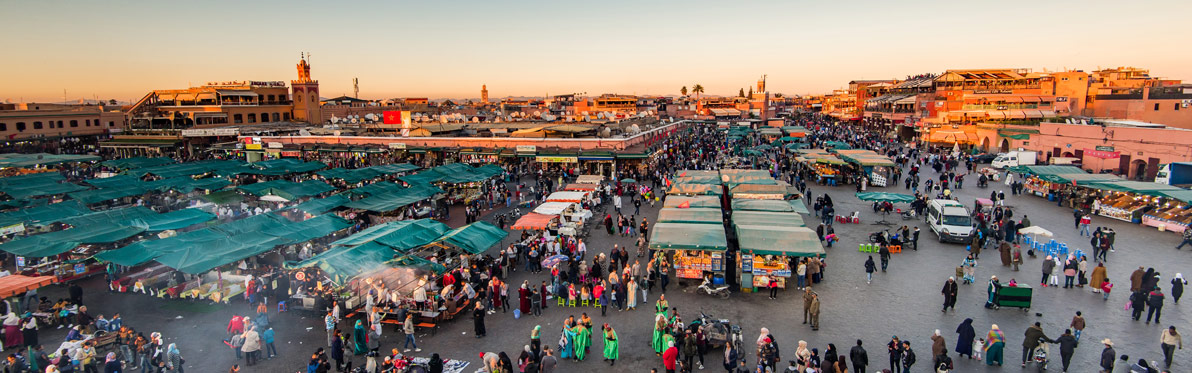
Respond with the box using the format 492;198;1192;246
1062;152;1075;158
980;137;991;152
999;139;1011;153
1131;160;1148;180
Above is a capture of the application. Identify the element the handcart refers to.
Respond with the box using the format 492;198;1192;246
993;284;1033;311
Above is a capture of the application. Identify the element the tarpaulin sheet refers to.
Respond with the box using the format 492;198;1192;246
290;242;445;286
667;183;723;196
128;208;216;231
154;233;291;274
332;219;449;252
137;214;347;274
318;168;384;184
432;221;508;254
731;199;795;212
731;210;805;228
511;213;557;230
735;225;824;257
545;192;587;203
0;153;99;167
241;159;326;175
673;174;722;185
238;180;334;200
84;175;142;188
855;192;916;203
94;228;226;267
259;214;351;243
0;200;90;227
291;195;350;214
656;208;723;224
0;224;146;257
787;200;811;214
68;183;154;204
145;177;230;192
563;183;598;191
101;157;175;170
662;196;722;209
200;190;243;205
0;275;56;298
344;184;443;212
729;184;790;198
399;163;501;185
368;163;420;174
130;159;246;178
349;182;406;196
58;206;158;227
0;172;89;198
647;222;728;251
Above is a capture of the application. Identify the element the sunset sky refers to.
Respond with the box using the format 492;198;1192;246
3;0;1190;102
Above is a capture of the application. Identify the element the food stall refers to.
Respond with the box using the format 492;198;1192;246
835;149;897;187
728;183;790;200
1143;203;1192;233
795;149;847;185
544;191;590;204
1081;180;1192;225
735;226;824;290
1094;193;1151;222
563;183;598;192
648;222;729;284
575;175;604;185
534;201;591;224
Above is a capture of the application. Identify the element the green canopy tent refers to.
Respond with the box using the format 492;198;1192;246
291;195;351;215
855;192;916;203
0;200;90;227
100;157;175;170
200;190;243;205
238;180;335;200
331;219;449;251
656;208;723;225
129;159;247;179
0;153;99;167
288;242;447;286
667;183;723;196
344;184;444;212
647;222;728;251
732;211;805;228
673;174;721;185
786;200;811;214
662;196;722;209
731;199;795;212
0;172;89;199
240;159;327;176
735;225;825;258
427;221;508;254
0;224;147;257
729;184;790;200
128;208;216;231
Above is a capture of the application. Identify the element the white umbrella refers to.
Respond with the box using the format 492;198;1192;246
260;194;290;202
1018;225;1053;237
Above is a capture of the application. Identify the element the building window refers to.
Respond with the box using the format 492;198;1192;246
278;94;287;102
283;113;290;121
57;121;64;128
247;113;256;123
85;119;91;126
267;95;275;103
261;112;269;123
1155;103;1161;111
1176;103;1181;111
33;121;43;129
70;120;78;127
108;121;115;127
272;113;280;122
0;123;5;131
296;95;302;103
234;114;243;124
16;122;26;132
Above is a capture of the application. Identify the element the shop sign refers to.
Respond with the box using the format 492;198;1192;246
388;143;407;150
15;256;25;269
245;143;262;150
973;89;1013;94
752;268;792;277
74;264;86;275
711;252;723;271
1084;149;1120;159
1095;146;1115;152
0;223;23;236
536;156;577;163
280;151;300;157
740;254;753;272
516;145;537;153
182;128;239;137
267;142;283;149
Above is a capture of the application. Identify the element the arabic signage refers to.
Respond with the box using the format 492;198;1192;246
387;143;407;150
1095;146;1115;151
516;145;537;153
535;156;577;163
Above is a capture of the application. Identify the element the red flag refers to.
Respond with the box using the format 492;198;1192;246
383;111;403;124
677;201;690;208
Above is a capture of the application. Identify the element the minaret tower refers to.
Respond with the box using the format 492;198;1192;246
291;52;322;123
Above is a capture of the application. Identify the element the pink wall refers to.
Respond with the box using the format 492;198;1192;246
1029;122;1192;178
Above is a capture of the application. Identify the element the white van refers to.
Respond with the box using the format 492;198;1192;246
925;200;975;243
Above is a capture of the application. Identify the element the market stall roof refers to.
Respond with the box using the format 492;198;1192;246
289;242;445;285
0;223;147;257
149;214;351;274
68;183;155;205
732;211;805;228
758;127;782;136
786;200;811;214
200;190;243;205
146;177;230;192
291;194;351;214
399;163;502;185
563;183;598;192
647;222;728;251
0;200;91;227
0;172;89;199
128;208;216;231
667;183;723;196
675;170;720;179
1083;180;1184;195
240;158;327;176
0;153;99;167
731;199;795;212
656;208;723;224
100;157;175;170
823;141;851;150
545;191;587;203
238;179;335;200
735;225;825;257
575;175;604;184
330;219;447;249
128;159;247;179
430;221;508;254
835;149;897;167
512;213;558;230
344;183;444;212
533;202;575;216
673;174;722;185
855;192;916;203
729;183;790;199
1051;173;1123;185
317;167;384;184
0;275;56;298
662;195;721;209
1012;165;1085;177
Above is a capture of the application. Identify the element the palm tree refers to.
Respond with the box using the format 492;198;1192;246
692;84;705;99
680;86;688;96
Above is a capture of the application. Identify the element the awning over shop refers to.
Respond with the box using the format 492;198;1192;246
129;208;216;231
855;192;916;203
731;199;795;212
667;183;723;196
1082;180;1183;197
291;194;350;214
647;222;728;251
835;149;897;167
656;208;723;224
0;275;57;298
732;211;805;228
431;221;508;254
545;191;587;203
719;169;777;187
662;195;722;209
0;200;90;227
735;225;825;257
511;213;557;230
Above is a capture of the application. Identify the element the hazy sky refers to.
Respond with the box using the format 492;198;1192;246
3;0;1190;102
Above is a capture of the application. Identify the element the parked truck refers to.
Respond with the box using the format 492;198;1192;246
991;151;1037;169
1155;162;1192;187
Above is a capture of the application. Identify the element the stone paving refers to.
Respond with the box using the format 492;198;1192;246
26;163;1192;373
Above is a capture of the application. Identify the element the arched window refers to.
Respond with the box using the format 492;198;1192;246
296;95;302;103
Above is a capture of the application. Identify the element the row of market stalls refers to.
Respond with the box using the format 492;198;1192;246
653;169;821;292
1013;165;1192;233
792;148;897;187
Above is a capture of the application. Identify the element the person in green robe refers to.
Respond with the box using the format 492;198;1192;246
352;320;368;355
573;324;591;361
602;324;619;365
652;314;667;355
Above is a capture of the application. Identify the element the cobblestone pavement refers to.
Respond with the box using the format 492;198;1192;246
29;165;1192;373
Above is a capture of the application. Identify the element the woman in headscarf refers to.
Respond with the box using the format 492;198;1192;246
652;314;667;355
519;282;532;315
559;324;575;359
1173;273;1186;303
954;318;976;358
602;324;618;366
984;324;1005;366
823;343;839;370
2;311;21;348
167;343;184;373
352;320;368;355
497;351;514;373
367;323;381;354
1090;262;1108;293
427;353;444;373
21;312;37;348
984;276;1000;308
103;352;121;373
755;327;771;363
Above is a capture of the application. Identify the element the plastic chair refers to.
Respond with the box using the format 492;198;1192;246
889;245;902;254
557;297;565;306
277;301;287;312
568;299;576;307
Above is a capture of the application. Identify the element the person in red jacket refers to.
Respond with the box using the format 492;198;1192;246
663;340;679;373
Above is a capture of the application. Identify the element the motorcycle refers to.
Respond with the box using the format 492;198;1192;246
690;310;742;351
697;277;731;299
900;209;917;220
1030;340;1051;372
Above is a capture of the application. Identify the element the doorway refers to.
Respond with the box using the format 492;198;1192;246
999;139;1010;153
1131;160;1147;180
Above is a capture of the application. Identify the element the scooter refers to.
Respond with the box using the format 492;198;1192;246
1030;340;1051;372
697;277;731;299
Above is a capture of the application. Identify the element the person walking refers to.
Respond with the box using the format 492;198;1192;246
1146;287;1165;324
864;256;876;284
879;245;890;272
1130;289;1147;321
473;302;487;338
1160;326;1182;369
954;318;976;359
403;314;421;352
1055;329;1077;373
1176;228;1192;250
241;327;261;367
1021;322;1052;367
1090;262;1107;293
1099;339;1116;373
324;311;336;348
601;324;618;366
802;287;815;325
1172;273;1186;304
985;325;1005;366
941;277;958;312
263;327;277;359
1069;311;1086;343
808;293;821;331
1040;255;1056;287
850;340;868;373
901;341;916;372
